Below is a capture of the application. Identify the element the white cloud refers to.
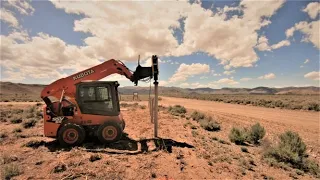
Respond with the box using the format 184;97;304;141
200;76;208;79
51;1;185;61
285;27;295;37
256;36;290;51
304;71;320;80
304;59;310;64
6;0;35;15
256;36;271;51
180;82;190;87
303;2;320;19
51;0;285;69
300;65;304;68
159;80;168;86
215;78;239;85
0;8;18;27
213;73;222;77
0;0;34;28
258;73;276;80
286;20;319;49
223;70;236;76
169;63;210;82
173;0;285;68
240;78;252;81
270;40;290;49
101;74;129;82
0;32;99;82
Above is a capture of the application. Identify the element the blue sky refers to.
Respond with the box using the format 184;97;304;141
0;0;319;88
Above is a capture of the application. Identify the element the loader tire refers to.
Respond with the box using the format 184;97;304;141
121;119;126;130
58;123;85;147
97;121;122;144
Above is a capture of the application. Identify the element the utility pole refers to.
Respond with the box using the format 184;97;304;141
152;55;159;138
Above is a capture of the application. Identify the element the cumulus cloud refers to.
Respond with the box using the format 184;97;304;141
304;71;320;80
0;8;18;27
258;73;276;80
0;32;99;82
270;40;291;49
286;2;319;49
200;76;208;79
256;36;290;51
51;0;285;69
240;77;252;81
215;78;239;85
286;21;319;49
303;2;320;19
223;70;236;75
1;0;289;83
101;74;129;82
0;0;34;28
169;63;210;82
173;0;285;68
179;82;210;88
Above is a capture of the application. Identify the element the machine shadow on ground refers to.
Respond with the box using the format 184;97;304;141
42;133;194;155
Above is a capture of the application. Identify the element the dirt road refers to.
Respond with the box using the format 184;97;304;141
159;97;320;131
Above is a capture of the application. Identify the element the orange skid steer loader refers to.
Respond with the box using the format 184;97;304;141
41;55;159;146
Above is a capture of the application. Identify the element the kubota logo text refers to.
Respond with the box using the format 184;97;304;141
73;69;95;80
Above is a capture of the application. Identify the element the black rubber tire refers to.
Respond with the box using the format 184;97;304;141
121;119;126;130
57;123;86;147
97;121;122;144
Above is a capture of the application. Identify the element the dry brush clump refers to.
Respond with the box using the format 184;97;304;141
190;110;220;132
168;105;187;116
199;116;221;132
22;119;37;128
229;127;248;145
229;123;265;145
190;111;205;122
1;164;22;180
264;131;320;177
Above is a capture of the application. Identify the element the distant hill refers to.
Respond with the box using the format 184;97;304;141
0;81;319;102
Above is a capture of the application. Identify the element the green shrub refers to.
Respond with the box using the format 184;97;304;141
24;140;45;148
12;109;23;114
218;139;230;145
26;113;35;118
264;131;320;176
1;164;21;179
10;116;22;124
190;111;205;122
229;127;247;145
190;125;197;129
0;132;8;139
248;123;266;144
241;147;249;153
89;154;102;162
22;119;37;128
168;105;186;115
307;103;319;111
191;130;198;137
12;128;22;133
212;137;218;141
199;116;220;132
26;106;36;114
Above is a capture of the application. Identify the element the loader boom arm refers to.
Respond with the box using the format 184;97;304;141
41;59;134;101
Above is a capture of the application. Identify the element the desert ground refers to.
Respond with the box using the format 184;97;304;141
0;96;319;180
